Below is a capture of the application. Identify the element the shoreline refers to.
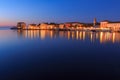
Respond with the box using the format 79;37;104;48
10;28;115;32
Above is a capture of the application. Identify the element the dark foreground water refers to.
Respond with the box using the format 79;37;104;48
0;29;120;80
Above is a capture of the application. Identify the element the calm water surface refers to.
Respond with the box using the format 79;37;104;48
0;29;120;80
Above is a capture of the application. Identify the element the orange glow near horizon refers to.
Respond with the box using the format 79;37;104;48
0;21;16;26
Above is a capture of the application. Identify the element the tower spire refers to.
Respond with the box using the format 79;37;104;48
93;18;97;27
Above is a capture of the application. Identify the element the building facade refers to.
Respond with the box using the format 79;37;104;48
100;20;120;31
107;23;120;31
47;24;56;30
39;23;48;30
100;20;109;28
17;22;26;29
59;24;65;30
28;24;38;29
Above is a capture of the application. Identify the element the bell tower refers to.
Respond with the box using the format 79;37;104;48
93;18;97;27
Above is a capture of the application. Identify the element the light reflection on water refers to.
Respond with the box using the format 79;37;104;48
1;30;120;80
17;30;120;43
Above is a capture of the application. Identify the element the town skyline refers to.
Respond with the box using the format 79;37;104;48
0;0;120;26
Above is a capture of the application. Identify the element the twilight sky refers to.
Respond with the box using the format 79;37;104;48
0;0;120;26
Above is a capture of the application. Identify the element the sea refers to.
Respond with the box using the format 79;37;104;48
0;27;120;80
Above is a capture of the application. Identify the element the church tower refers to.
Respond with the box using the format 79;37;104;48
93;18;97;27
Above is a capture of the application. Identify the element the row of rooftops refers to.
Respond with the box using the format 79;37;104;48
29;22;84;25
19;22;99;25
17;20;120;27
17;22;94;26
101;20;120;23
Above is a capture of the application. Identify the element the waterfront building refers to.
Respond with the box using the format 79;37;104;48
55;24;59;30
28;24;38;29
73;22;84;30
59;24;65;30
64;23;72;29
71;22;80;26
47;24;56;30
64;22;84;30
39;23;48;30
71;22;82;30
100;20;109;28
100;20;120;31
107;22;120;31
17;22;26;29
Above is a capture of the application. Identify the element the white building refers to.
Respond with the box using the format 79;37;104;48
100;20;120;31
107;22;120;31
59;24;65;29
28;24;38;29
39;23;48;30
17;22;27;29
100;20;109;28
47;24;56;30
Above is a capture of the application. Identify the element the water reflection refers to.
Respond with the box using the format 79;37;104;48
17;30;120;43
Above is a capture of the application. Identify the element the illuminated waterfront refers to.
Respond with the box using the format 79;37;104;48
0;29;120;80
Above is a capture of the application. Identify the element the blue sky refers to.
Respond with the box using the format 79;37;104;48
0;0;120;26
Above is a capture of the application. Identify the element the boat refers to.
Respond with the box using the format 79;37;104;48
10;26;21;30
